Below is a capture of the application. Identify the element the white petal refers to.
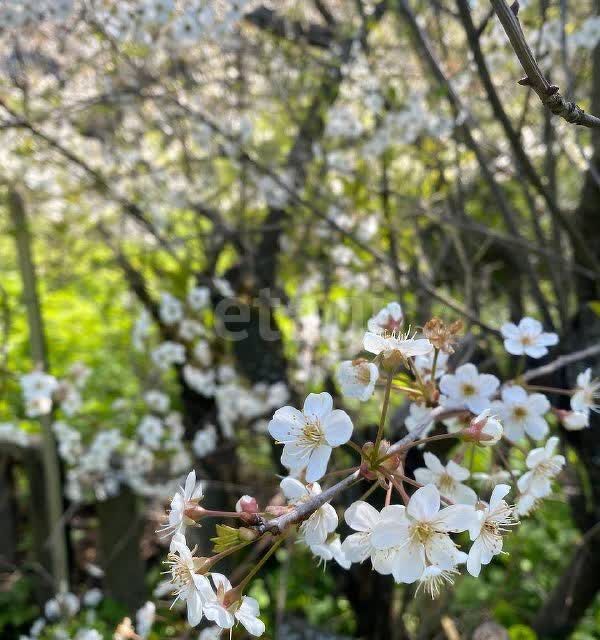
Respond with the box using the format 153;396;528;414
392;541;425;583
424;532;461;569
344;501;380;531
363;332;388;355
236;597;265;637
305;444;332;482
323;410;353;446
280;477;308;502
407;484;440;522
436;504;477;532
341;532;371;563
423;452;445;474
303;393;333;420
370;521;408;550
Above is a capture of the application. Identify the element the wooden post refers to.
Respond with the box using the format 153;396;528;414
8;188;70;592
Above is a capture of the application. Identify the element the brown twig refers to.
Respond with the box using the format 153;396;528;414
490;0;600;128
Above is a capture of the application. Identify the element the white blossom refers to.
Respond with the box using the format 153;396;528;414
166;533;210;627
281;477;337;545
336;360;379;401
500;317;558;358
268;393;353;482
439;364;499;414
367;302;403;334
466;484;516;577
152;342;186;369
158;470;204;540
136;601;156;639
199;573;265;636
405;403;435;439
372;485;475;583
414;453;477;505
363;332;432;360
144;390;170;414
188;286;210;310
193;425;218;458
570;368;600;416
491;386;549;442
160;293;184;325
517;437;565;501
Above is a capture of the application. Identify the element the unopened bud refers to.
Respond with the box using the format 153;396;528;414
236;495;259;514
184;504;207;521
461;409;502;446
238;527;260;541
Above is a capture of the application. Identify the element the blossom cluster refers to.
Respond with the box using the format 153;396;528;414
154;302;588;636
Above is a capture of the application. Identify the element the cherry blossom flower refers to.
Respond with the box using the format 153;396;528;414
309;535;351;569
517;437;565;502
336;359;379;401
414;453;477;505
165;533;210;627
500;317;558;358
193;425;218;457
415;350;448;380
466;484;516;577
188;286;210;310
158;471;204;540
375;485;476;584
363;331;432;361
367;302;403;334
152;342;186;369
405;403;435;439
341;501;409;576
280;477;337;545
159;293;184;325
268;393;353;482
439;364;499;414
570;368;600;415
491;386;549;441
199;573;265;636
144;390;170;414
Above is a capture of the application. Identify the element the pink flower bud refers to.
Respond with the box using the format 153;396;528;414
235;495;259;514
461;409;503;445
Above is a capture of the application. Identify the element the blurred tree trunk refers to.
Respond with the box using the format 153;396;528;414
0;456;18;567
97;488;147;611
533;5;600;635
9;188;70;594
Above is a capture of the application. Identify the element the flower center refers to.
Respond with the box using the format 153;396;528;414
520;334;534;345
301;419;324;445
438;473;456;494
411;521;434;544
461;383;476;397
512;406;528;420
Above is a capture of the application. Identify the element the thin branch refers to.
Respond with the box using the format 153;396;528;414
490;0;600;128
522;343;600;382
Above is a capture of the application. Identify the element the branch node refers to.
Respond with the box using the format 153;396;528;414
517;76;531;86
510;1;520;16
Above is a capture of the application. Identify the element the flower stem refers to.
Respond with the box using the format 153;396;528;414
430;348;440;382
236;534;287;594
374;373;394;454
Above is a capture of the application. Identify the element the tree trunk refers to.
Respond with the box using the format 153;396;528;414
9;188;70;593
96;488;147;611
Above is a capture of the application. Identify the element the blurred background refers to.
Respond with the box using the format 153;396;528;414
1;1;600;639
